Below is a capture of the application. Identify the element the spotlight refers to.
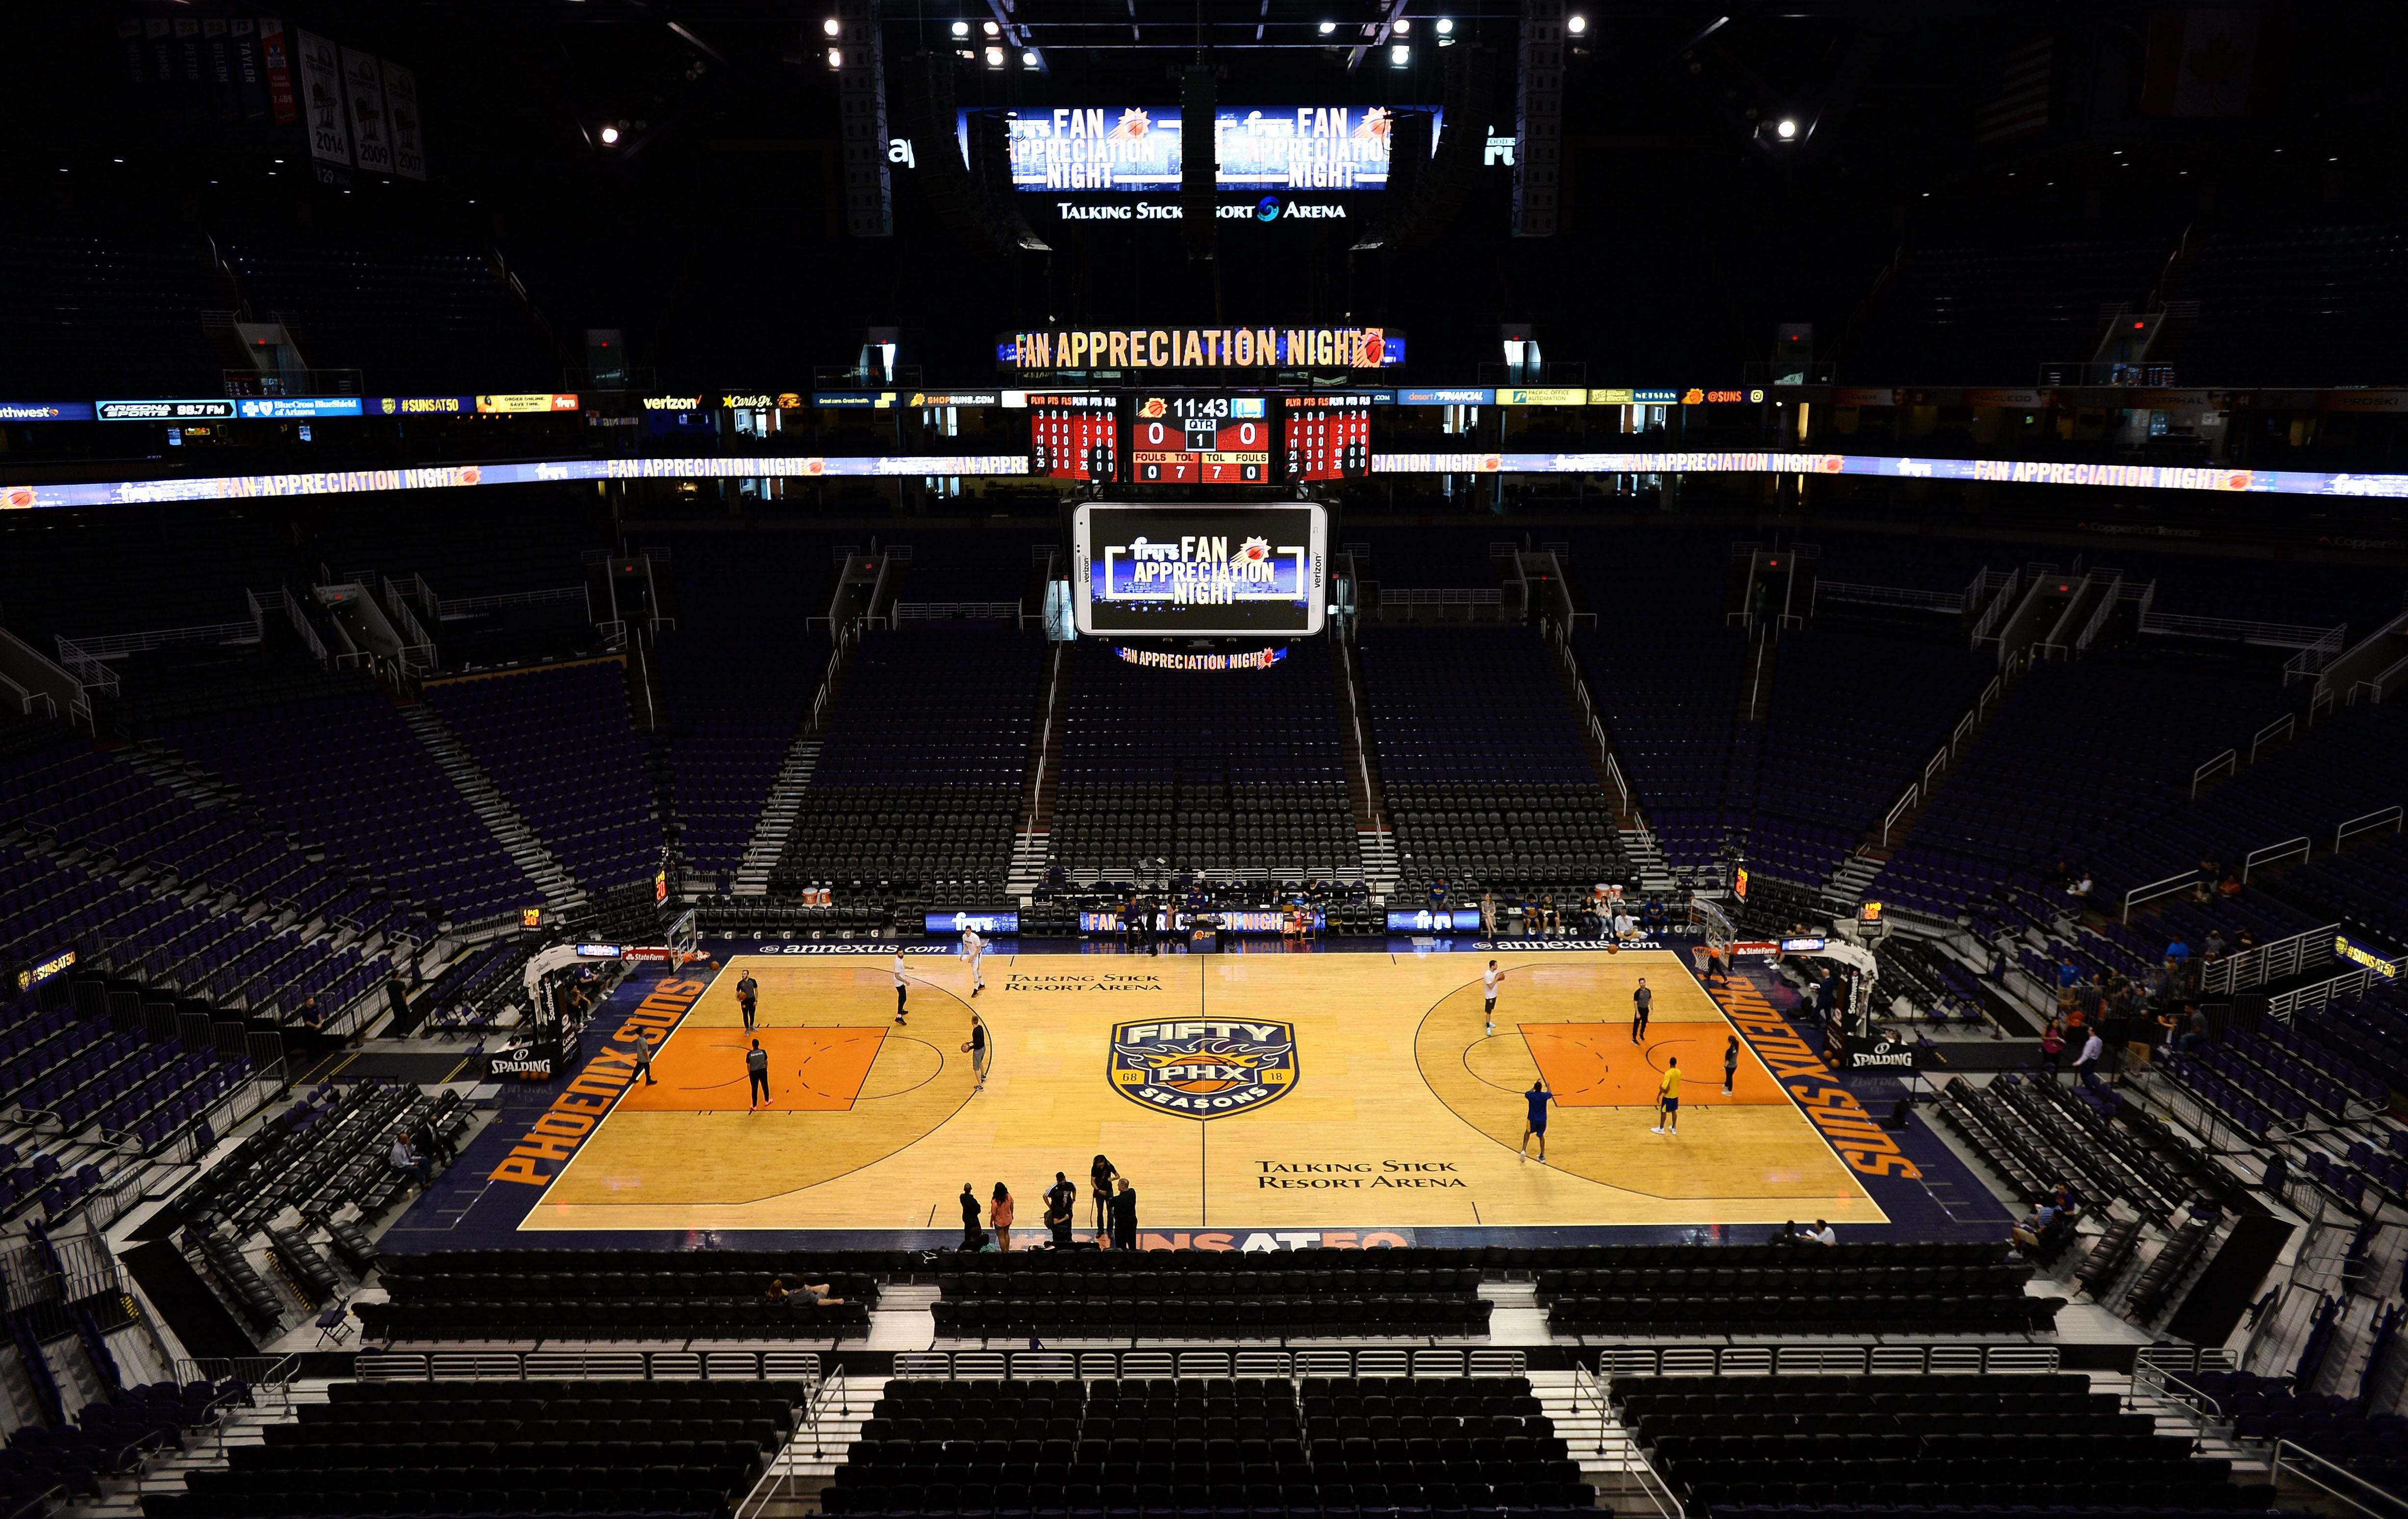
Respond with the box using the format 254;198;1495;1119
1776;118;1797;139
984;43;1004;65
1389;42;1409;63
1435;17;1453;32
827;46;844;66
1566;12;1586;32
1021;48;1039;66
952;20;969;34
983;20;1000;34
1318;19;1334;32
823;16;841;34
1391;17;1409;32
599;125;621;145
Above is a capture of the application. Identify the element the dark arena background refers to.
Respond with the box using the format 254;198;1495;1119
4;0;2408;1515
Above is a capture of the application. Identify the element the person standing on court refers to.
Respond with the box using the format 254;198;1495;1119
989;1181;1016;1251
630;1031;656;1087
958;1183;983;1250
746;1038;771;1109
1045;1171;1079;1246
893;949;910;1024
736;969;759;1032
1089;1154;1118;1233
1722;1034;1740;1095
1652;1057;1682;1135
1519;1078;1555;1164
1631;977;1652;1043
1109;1175;1139;1250
1482;959;1505;1037
962;926;987;998
962;1010;990;1093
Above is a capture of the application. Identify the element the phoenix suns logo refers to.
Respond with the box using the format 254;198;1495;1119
1109;1020;1297;1118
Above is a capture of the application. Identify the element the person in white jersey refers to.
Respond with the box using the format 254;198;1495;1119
893;949;909;1024
1482;959;1505;1037
962;926;988;997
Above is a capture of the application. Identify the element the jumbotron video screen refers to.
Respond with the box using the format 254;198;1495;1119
1072;503;1328;637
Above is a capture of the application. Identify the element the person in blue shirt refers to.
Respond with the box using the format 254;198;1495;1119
1428;877;1450;914
1519;1079;1557;1165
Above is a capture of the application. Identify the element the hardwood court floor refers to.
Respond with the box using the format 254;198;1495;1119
521;949;1886;1234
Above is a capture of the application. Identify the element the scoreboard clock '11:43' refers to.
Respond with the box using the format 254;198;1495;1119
1130;394;1270;483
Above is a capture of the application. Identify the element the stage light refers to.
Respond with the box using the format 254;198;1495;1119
1318;19;1335;32
1776;118;1797;139
1021;49;1039;66
599;125;621;145
1435;17;1453;32
827;46;844;66
1392;17;1409;32
1566;13;1586;32
823;16;841;34
984;44;1005;65
952;20;969;34
983;20;1000;34
1390;42;1409;64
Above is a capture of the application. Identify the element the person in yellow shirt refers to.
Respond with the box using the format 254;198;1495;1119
1651;1057;1681;1135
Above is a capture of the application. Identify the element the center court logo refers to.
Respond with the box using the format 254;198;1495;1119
1110;1019;1297;1117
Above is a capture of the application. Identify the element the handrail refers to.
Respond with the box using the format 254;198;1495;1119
2191;748;2236;798
2283;625;2351;686
436;585;587;619
1881;784;1918;848
2251;713;2296;763
2241;835;2310;882
1968;568;2021;645
354;1347;825;1381
892;1346;1530;1380
2201;922;2337;995
2270;967;2372;1021
2073;571;2122;653
2335;805;2404;851
2271;1439;2408;1519
1584;1342;2058;1377
1601;745;1630;814
2349;649;2408;706
892;601;1021;620
1814;580;1965;613
1573;1363;1685;1519
2140;607;2350;651
734;1365;848;1519
2123;870;2198;923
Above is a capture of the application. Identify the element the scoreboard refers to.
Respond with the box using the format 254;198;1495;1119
1282;393;1374;481
1028;393;1117;480
1074;502;1328;636
1129;395;1270;484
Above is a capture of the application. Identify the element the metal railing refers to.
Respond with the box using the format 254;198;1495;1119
2272;1439;2408;1518
355;1348;825;1382
56;622;256;663
1967;568;2021;646
734;1366;849;1519
1380;587;1505;607
2270;966;2372;1021
2201;922;2337;995
2251;713;2297;763
1586;1342;2059;1377
2284;624;2352;686
2073;572;2124;653
2336;804;2404;851
1881;783;1918;849
2123;869;2199;922
2191;748;2236;798
1813;581;1966;614
176;1353;301;1408
2241;835;2310;882
891;601;1022;620
49;637;123;698
2138;606;2350;651
1571;1363;1684;1519
2351;649;2408;706
892;1346;1530;1380
435;585;588;620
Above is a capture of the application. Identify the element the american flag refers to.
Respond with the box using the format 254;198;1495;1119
1974;35;2053;145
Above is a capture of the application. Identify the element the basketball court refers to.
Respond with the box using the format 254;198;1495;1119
513;948;1889;1236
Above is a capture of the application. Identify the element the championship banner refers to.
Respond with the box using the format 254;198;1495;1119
259;19;297;125
340;49;394;174
382;61;426;179
296;30;351;166
145;21;175;120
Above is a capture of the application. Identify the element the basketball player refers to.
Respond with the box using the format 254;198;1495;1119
962;926;988;997
893;950;909;1024
1652;1057;1681;1135
962;1010;989;1092
1519;1078;1555;1164
1723;1034;1741;1095
1630;977;1652;1043
1482;959;1505;1036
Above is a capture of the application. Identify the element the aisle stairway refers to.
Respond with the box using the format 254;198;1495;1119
77;1382;328;1519
399;703;584;912
1529;1368;1672;1518
735;739;822;896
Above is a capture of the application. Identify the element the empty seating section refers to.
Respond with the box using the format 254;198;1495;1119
1845;238;2174;385
222;244;553;395
932;1253;1492;1339
6;1377;248;1511
2180;225;2408;387
1863;662;2299;921
1751;630;1993;885
364;1250;880;1341
657;621;827;883
1618;1372;2253;1511
140;1379;806;1519
1540;1240;2056;1337
427;663;660;892
2281;828;2408;939
828;1375;1589;1516
146;691;538;925
1359;629;1619;895
773;625;1043;891
1353;532;1506;591
2179;1369;2408;1489
179;1081;466;1250
0;233;227;398
1053;638;1353;878
1935;1073;2207;1220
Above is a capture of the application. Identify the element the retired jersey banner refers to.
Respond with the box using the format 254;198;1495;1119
259;19;297;125
383;61;426;180
230;20;269;122
340;49;394;174
296;30;350;165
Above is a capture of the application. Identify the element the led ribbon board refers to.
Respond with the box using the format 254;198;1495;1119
1073;502;1327;637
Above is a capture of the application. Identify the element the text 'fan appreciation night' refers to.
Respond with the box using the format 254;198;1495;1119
1073;503;1328;638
